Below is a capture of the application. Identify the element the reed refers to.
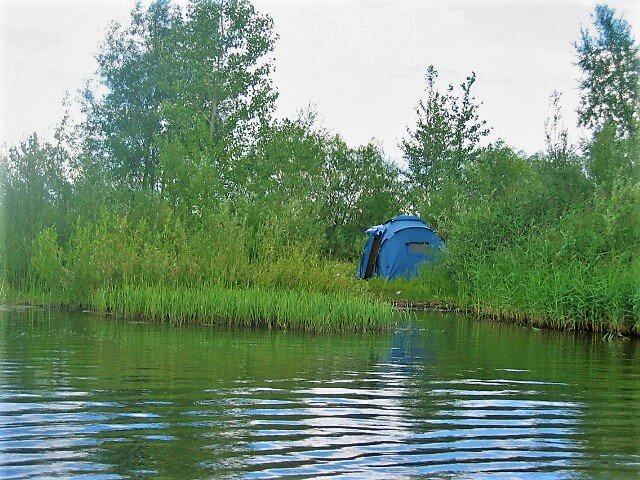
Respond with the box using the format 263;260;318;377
91;284;395;332
412;243;640;335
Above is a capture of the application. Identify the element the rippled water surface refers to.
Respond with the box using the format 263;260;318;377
1;307;639;479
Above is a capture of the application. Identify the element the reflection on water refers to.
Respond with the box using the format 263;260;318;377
1;308;639;479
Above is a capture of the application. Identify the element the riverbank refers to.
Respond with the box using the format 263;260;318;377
1;282;394;333
370;271;640;337
9;273;638;337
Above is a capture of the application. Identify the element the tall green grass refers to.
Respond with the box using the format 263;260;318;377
20;205;395;332
406;184;640;335
452;250;640;334
92;284;394;332
32;208;368;301
372;243;639;335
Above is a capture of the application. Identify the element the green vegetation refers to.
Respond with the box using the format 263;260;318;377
388;4;639;335
92;284;392;332
1;2;639;334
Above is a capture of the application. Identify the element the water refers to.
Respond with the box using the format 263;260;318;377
1;307;639;479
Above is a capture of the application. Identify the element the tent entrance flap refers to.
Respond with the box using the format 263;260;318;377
363;234;382;279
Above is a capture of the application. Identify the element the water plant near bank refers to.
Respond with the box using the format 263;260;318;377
92;284;394;332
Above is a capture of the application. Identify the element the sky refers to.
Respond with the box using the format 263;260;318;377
1;0;639;163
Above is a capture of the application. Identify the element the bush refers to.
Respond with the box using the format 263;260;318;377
29;227;64;295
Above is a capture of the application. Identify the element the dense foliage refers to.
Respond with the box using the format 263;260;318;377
576;4;639;139
405;4;640;334
1;1;638;333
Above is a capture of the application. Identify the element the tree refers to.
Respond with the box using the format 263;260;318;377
538;91;592;207
82;0;278;197
247;112;406;258
544;91;574;163
171;0;277;150
320;138;405;257
402;66;490;194
245;111;325;206
587;122;636;188
82;0;181;192
1;135;71;286
576;4;640;140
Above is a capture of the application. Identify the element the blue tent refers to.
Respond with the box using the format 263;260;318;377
357;215;444;280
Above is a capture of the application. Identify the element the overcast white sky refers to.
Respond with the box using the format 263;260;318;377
1;0;639;162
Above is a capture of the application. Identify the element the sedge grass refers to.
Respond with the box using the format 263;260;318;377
405;244;640;335
91;284;395;332
366;235;640;336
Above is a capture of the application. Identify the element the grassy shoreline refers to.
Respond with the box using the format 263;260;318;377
372;277;640;337
5;276;638;337
92;284;394;332
1;283;395;333
391;298;638;337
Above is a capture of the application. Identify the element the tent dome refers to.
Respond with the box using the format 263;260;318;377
357;215;444;280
